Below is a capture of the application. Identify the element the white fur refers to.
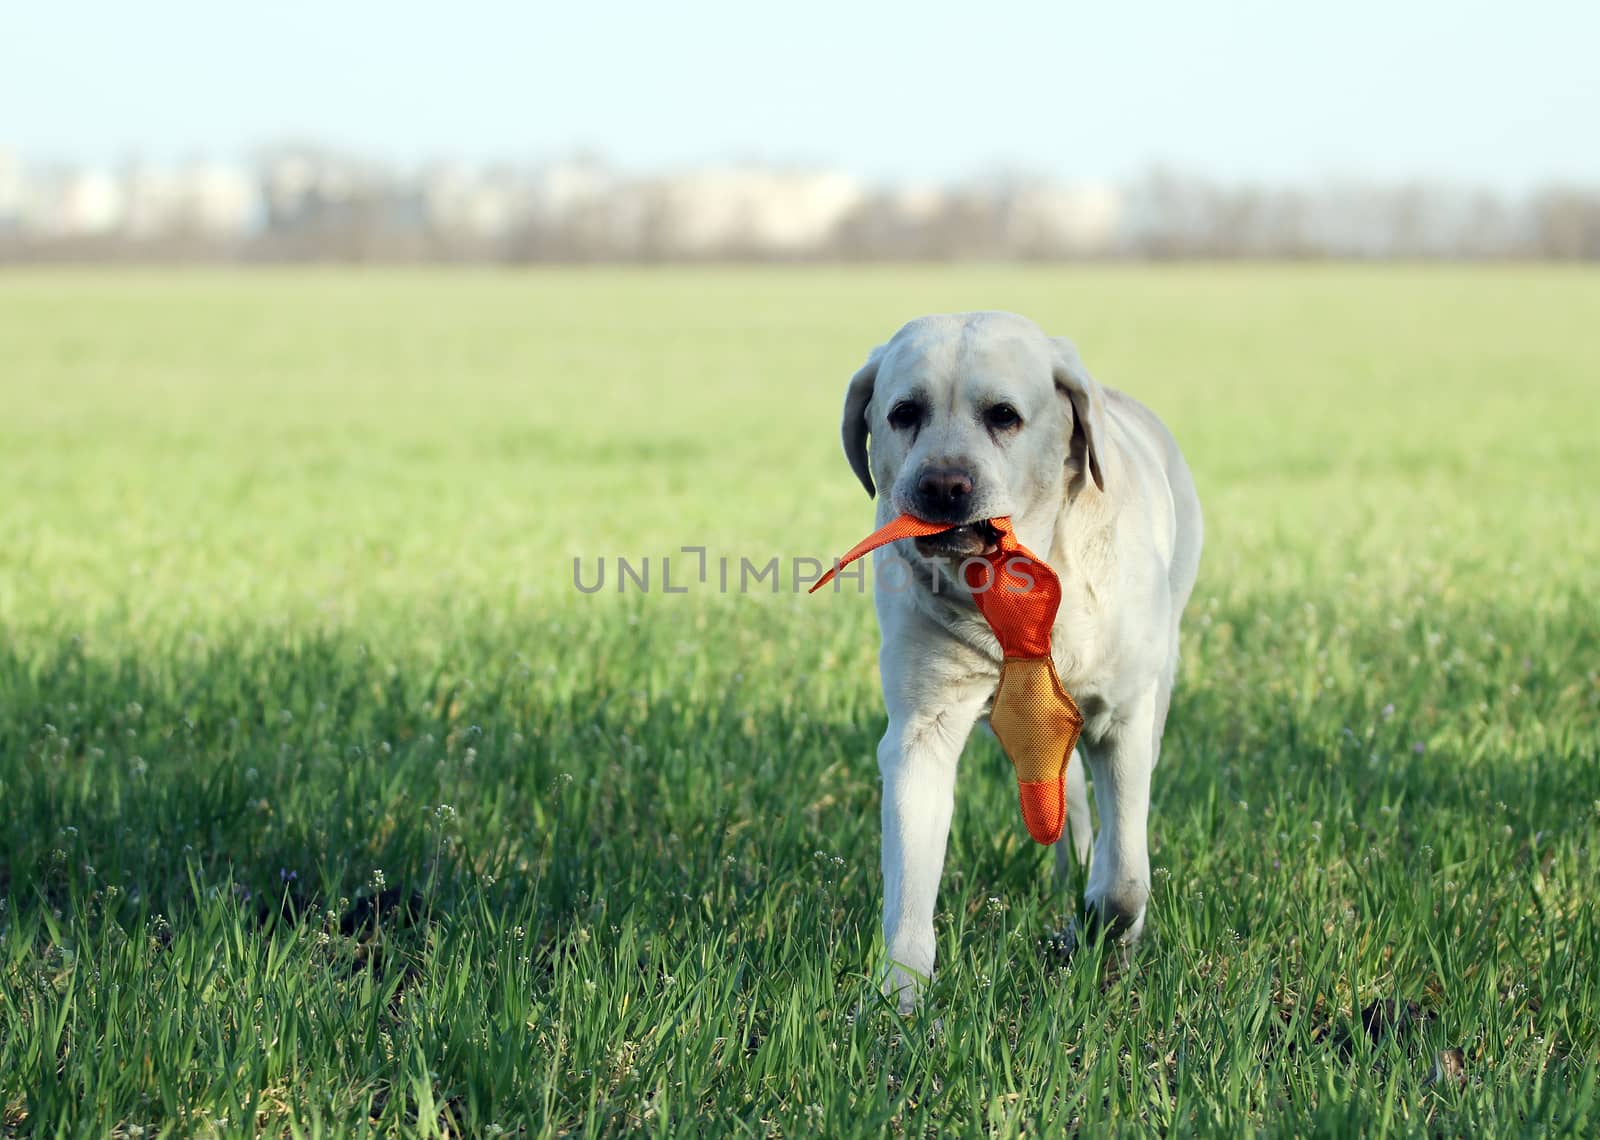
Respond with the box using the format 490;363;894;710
838;312;1203;1011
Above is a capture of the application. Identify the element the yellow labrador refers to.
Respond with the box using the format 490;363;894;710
838;311;1203;1011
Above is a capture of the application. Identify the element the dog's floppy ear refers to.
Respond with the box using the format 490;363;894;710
841;344;884;497
1051;337;1109;492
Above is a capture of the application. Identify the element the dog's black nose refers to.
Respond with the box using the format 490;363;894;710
914;467;975;520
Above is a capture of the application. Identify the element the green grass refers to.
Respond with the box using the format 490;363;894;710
1;266;1597;1137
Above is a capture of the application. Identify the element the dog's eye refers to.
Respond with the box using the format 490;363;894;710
887;401;923;431
985;403;1022;431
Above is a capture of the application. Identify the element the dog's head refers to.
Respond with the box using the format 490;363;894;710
840;312;1108;559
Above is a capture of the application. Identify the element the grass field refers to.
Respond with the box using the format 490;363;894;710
1;266;1597;1137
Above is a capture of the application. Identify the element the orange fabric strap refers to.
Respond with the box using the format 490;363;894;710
813;514;1084;845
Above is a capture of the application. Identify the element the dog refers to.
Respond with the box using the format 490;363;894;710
838;311;1203;1011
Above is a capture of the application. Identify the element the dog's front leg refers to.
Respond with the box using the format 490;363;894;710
1081;683;1159;943
1054;752;1094;878
877;681;987;1013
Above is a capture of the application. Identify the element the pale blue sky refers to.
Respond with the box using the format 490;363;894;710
4;0;1596;189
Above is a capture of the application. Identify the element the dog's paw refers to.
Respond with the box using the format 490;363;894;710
1040;918;1082;965
1043;912;1144;985
882;963;926;1016
1085;883;1149;945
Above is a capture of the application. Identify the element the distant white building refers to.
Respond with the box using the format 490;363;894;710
644;167;865;256
183;163;260;235
889;184;948;225
531;156;614;220
1005;183;1122;255
423;163;531;238
52;168;126;235
0;149;22;228
123;162;260;237
259;146;385;227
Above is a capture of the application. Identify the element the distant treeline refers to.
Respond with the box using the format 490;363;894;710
3;151;1598;263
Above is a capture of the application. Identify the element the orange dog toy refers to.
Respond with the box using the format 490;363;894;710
811;515;1084;845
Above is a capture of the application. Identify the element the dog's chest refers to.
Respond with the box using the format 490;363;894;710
1049;596;1102;692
